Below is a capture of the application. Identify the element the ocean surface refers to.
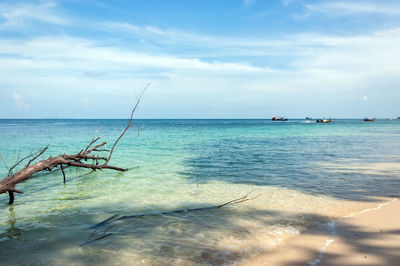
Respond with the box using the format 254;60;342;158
1;119;400;265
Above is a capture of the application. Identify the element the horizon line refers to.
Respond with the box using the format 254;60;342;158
0;117;397;120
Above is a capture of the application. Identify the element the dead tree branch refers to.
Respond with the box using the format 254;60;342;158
0;89;146;205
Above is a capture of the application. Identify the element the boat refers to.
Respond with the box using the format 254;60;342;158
306;117;312;120
316;118;333;123
363;118;376;122
272;116;288;121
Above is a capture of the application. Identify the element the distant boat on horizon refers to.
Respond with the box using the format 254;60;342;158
305;117;312;120
316;118;333;123
364;117;376;122
272;116;288;121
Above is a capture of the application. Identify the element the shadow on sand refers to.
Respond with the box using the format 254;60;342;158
1;193;399;265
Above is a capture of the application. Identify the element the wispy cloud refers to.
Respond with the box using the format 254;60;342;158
0;36;270;73
0;1;67;30
305;1;400;16
100;21;221;48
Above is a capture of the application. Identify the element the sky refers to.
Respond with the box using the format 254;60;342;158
0;0;399;118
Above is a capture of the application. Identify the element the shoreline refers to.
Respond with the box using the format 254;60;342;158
242;196;400;265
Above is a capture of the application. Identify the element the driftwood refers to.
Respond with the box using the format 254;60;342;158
0;87;147;205
80;191;261;246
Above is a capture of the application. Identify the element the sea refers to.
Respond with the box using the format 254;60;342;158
0;119;400;265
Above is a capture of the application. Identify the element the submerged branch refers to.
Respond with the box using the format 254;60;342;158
81;192;261;246
91;191;261;229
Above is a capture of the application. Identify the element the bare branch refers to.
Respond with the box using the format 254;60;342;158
67;161;126;172
8;152;36;176
83;136;102;154
85;141;107;155
10;188;24;194
25;146;49;168
61;164;66;183
78;155;108;161
106;83;148;164
93;149;110;152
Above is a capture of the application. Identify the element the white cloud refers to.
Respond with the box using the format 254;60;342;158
98;21;400;65
100;22;223;48
305;1;400;16
1;27;400;100
362;96;368;101
0;1;67;30
12;92;29;110
0;36;270;73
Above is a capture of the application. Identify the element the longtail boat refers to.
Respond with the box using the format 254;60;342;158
272;116;288;121
316;119;333;123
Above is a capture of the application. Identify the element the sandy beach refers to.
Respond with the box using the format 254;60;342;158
243;196;400;266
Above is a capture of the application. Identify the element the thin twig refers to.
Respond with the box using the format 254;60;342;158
8;152;36;176
83;136;102;154
25;146;49;168
106;83;149;164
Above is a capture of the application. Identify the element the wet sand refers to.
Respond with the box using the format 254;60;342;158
242;197;400;266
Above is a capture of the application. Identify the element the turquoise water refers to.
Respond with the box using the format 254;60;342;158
1;119;400;264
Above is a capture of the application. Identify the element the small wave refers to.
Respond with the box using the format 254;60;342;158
346;197;398;218
308;221;336;266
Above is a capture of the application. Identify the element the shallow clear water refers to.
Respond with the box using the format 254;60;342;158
0;119;400;265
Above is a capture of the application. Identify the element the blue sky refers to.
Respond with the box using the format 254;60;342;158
0;0;399;118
